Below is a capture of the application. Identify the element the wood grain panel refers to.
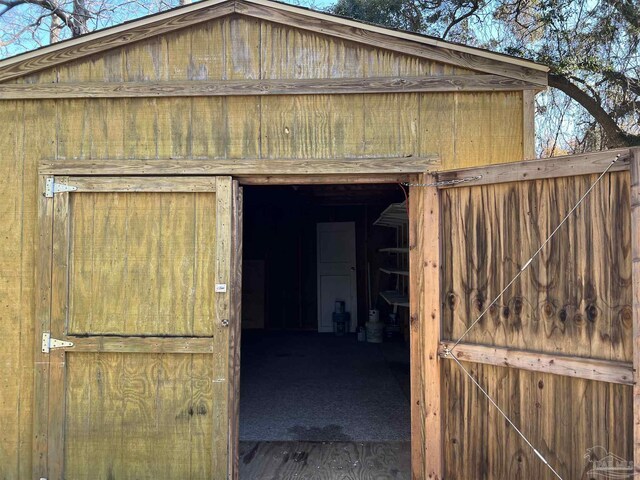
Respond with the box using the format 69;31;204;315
630;147;640;473
189;19;225;80
419;92;456;170
453;92;522;167
262;16;432;79
124;98;157;159
260;20;333;79
57;48;124;82
236;1;548;85
420;91;525;169
191;97;227;158
124;33;169;82
238;441;411;478
441;172;632;361
155;97;192;159
0;2;235;83
57;53;105;83
27;104;57;478
68;192;217;336
364;93;418;157
64;352;217;479
261;94;366;159
226;96;261;158
0;100;24;477
443;361;632;479
4;14;484;86
164;27;191;81
225;16;261;80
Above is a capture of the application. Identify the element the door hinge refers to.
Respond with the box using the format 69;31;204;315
41;332;74;353
44;177;77;198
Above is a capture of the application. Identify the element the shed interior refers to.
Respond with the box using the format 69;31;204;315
238;183;413;475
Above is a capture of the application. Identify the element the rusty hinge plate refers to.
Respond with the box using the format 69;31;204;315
42;332;74;353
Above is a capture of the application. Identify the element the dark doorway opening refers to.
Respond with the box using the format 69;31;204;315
239;184;412;478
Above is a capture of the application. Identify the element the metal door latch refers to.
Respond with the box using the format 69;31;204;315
42;332;74;353
221;319;229;327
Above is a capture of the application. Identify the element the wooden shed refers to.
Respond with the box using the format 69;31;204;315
1;0;638;478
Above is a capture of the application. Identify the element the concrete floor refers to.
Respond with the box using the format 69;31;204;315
239;331;410;442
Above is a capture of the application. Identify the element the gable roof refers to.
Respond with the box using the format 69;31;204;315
0;0;548;85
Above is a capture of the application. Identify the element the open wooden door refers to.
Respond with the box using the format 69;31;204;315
34;176;242;480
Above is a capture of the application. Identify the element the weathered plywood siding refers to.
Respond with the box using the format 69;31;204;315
442;173;632;361
13;16;474;84
0;14;530;477
0;100;56;479
64;353;217;479
441;172;633;478
443;362;632;479
7;15;526;169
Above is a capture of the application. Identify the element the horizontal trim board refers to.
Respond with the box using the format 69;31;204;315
436;148;631;187
65;336;215;353
0;75;540;99
41;157;438;176
439;342;633;385
237;174;412;184
61;176;218;192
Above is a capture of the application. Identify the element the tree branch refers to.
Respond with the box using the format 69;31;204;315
443;1;479;39
0;0;82;36
549;73;640;147
601;70;640;97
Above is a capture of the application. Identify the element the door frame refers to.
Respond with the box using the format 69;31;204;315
35;159;441;480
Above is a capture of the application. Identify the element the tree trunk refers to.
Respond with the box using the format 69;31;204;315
50;14;62;43
548;73;640;148
72;0;89;36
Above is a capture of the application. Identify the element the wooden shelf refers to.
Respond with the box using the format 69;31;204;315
380;267;409;277
379;247;409;253
373;201;408;227
380;290;409;307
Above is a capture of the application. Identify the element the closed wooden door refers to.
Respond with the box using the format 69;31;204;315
35;176;242;480
316;222;357;332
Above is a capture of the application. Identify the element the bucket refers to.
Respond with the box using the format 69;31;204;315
366;320;383;343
